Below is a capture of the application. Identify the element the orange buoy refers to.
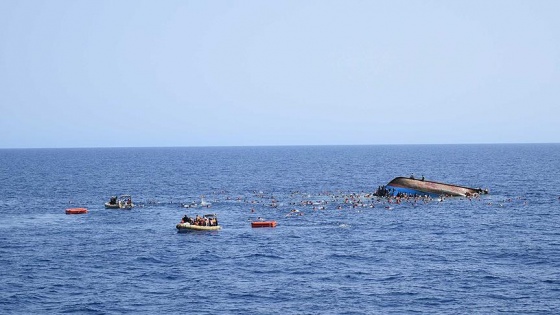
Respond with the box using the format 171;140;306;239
65;208;88;214
251;221;277;228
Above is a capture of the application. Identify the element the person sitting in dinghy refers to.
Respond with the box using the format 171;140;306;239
181;215;193;224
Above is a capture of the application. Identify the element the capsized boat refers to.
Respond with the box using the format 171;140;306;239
105;195;134;209
176;214;221;232
379;176;488;197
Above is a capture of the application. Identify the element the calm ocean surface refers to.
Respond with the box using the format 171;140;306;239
1;144;559;314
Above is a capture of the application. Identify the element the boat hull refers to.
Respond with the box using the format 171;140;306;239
176;223;221;232
385;177;486;197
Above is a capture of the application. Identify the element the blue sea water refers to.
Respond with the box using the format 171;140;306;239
1;144;559;314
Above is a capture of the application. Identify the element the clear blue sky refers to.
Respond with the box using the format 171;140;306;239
1;0;558;148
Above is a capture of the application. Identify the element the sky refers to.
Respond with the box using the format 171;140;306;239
0;0;559;148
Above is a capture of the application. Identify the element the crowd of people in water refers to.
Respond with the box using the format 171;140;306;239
173;186;493;213
180;214;219;226
165;184;533;227
151;176;506;226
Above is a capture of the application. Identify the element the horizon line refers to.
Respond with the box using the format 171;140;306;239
1;142;558;150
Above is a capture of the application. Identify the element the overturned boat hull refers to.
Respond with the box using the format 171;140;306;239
385;177;487;197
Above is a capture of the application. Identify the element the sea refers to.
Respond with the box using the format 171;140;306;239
1;144;559;314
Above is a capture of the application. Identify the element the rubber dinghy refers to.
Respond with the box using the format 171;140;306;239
176;214;221;232
383;177;488;197
176;223;222;232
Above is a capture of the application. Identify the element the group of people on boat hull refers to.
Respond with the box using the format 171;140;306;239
181;215;218;227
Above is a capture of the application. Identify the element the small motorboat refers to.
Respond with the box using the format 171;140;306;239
105;195;134;209
66;208;88;214
176;214;221;232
